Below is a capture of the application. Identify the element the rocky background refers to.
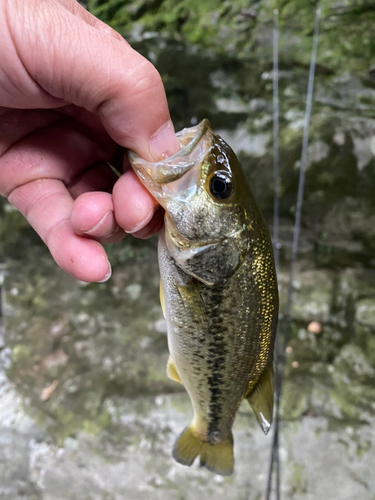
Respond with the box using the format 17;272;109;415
1;1;375;499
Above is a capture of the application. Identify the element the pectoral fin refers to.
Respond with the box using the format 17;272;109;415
246;364;274;435
167;356;183;384
160;279;166;318
177;282;207;331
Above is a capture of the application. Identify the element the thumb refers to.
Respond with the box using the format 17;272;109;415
4;0;179;160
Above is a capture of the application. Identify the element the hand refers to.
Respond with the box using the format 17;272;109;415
0;0;179;282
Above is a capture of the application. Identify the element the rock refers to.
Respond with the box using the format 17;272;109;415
280;268;332;323
40;381;59;402
0;326;5;350
0;428;40;500
125;283;142;301
334;344;375;381
356;298;375;326
294;141;330;171
42;350;69;371
331;344;375;420
215;97;251;114
2;385;375;500
154;318;168;334
217;125;270;157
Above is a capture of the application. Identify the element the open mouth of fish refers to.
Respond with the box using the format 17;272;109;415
152;119;211;186
128;120;212;205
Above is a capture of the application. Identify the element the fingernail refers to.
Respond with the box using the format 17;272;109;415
83;210;116;237
132;206;164;239
149;120;180;161
97;262;112;283
125;207;155;234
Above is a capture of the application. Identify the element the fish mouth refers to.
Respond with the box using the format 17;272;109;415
152;119;211;186
128;120;213;206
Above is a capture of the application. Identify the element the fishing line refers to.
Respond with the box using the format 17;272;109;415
265;10;280;499
265;8;320;500
272;8;280;274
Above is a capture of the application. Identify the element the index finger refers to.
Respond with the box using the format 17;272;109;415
6;0;179;161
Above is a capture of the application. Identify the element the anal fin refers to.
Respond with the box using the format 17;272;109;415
246;363;274;435
167;356;183;384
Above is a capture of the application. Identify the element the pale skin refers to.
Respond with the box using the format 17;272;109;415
0;0;179;282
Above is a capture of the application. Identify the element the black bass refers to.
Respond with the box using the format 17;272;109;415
129;120;278;476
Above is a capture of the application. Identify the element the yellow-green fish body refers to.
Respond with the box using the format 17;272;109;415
129;120;278;476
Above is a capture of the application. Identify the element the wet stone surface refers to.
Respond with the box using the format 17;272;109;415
1;232;375;499
1;21;375;494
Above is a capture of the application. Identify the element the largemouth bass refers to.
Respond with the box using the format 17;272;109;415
129;119;278;476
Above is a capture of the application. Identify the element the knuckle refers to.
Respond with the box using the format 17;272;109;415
129;58;163;100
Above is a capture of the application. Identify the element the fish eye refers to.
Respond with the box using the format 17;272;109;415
208;171;233;200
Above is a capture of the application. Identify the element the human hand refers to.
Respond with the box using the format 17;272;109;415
0;0;179;282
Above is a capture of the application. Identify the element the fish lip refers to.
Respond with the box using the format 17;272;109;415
159;118;210;167
128;119;212;193
129;119;210;167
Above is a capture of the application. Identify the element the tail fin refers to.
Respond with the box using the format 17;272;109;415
172;425;234;476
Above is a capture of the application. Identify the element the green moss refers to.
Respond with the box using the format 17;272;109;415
290;463;308;496
357;439;371;458
12;345;31;365
82;412;112;435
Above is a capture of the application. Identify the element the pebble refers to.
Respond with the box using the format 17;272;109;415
43;349;69;370
307;321;322;334
125;283;142;301
140;337;152;349
154;318;168;334
40;380;58;402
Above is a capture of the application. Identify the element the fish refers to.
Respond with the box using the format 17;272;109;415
129;119;278;476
